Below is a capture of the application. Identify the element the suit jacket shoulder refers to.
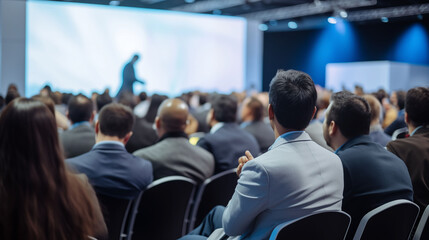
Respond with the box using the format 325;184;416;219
60;124;95;158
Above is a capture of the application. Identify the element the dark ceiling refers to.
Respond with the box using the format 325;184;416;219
48;0;429;30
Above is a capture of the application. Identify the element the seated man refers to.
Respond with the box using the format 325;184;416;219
363;94;392;147
387;87;429;213
182;69;344;240
323;91;413;239
197;94;260;173
67;103;153;199
60;94;96;158
134;98;215;183
240;96;275;153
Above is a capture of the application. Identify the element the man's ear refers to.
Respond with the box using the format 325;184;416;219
95;121;100;135
66;111;70;120
404;112;409;124
268;104;274;120
329;120;337;136
155;116;161;130
311;106;317;120
123;132;133;145
89;111;96;123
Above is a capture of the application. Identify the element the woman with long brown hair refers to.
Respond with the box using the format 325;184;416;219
0;98;106;240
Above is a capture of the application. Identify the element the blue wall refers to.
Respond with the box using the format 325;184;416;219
263;19;429;90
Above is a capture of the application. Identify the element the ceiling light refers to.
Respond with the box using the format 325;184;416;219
288;21;298;29
328;16;337;24
258;24;268;31
339;9;348;18
381;17;389;23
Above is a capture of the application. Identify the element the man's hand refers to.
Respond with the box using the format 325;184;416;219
236;150;254;177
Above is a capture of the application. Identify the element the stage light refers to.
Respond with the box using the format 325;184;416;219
288;21;298;29
109;1;120;6
328;17;337;24
185;0;195;3
339;10;348;18
381;17;389;23
258;24;268;31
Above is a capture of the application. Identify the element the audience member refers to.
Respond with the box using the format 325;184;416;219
0;98;106;240
134;98;214;183
385;90;407;135
144;94;168;123
305;106;333;151
363;94;392;146
60;94;96;158
5;90;20;105
323;91;413;239
197;94;259;173
387;87;429;213
67;103;153;199
134;91;150;118
240;96;275;153
182;69;343;240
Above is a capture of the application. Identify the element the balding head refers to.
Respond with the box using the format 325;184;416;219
155;98;189;136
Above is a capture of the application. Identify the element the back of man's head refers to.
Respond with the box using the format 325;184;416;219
328;91;371;139
396;90;406;110
363;94;381;124
157;98;189;133
245;97;264;122
96;93;113;112
98;103;134;139
67;94;93;123
269;69;317;130
405;87;429;127
212;94;237;123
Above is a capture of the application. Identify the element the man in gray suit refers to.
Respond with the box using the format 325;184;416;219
60;94;95;158
181;69;344;240
134;98;214;183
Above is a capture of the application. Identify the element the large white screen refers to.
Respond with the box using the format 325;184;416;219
26;1;246;97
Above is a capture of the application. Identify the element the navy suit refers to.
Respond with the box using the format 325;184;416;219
197;123;260;174
67;142;153;199
337;135;413;239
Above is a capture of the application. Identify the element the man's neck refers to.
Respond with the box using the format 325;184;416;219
96;135;125;144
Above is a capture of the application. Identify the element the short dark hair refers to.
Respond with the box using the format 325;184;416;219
405;87;429;127
328;91;371;139
396;90;406;110
67;94;93;123
246;97;264;122
268;69;317;130
212;94;237;123
98;103;134;138
96;93;113;112
5;90;20;105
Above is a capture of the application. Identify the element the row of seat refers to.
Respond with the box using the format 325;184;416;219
271;199;429;240
97;169;238;240
97;169;429;240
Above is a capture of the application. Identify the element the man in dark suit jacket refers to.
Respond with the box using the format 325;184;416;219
323;91;413;239
67;103;153;199
60;94;96;158
387;87;429;213
197;94;259;174
385;90;407;136
116;54;145;97
134;98;214;183
240;96;275;153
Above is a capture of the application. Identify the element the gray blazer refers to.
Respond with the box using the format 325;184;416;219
221;131;344;240
134;134;215;183
60;124;95;158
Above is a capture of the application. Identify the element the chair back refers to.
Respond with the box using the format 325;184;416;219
188;168;238;231
353;199;419;240
269;211;351;240
96;193;133;240
392;127;408;140
126;176;197;240
413;204;429;240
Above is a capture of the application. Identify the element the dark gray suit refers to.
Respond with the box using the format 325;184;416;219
197;123;260;174
133;132;215;183
60;123;95;158
242;121;275;153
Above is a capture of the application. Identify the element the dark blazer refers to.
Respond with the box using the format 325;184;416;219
125;116;158;153
67;142;153;199
385;110;407;136
197;123;260;174
387;127;429;212
242;121;275;153
60;124;95;158
133;132;214;183
337;135;413;239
